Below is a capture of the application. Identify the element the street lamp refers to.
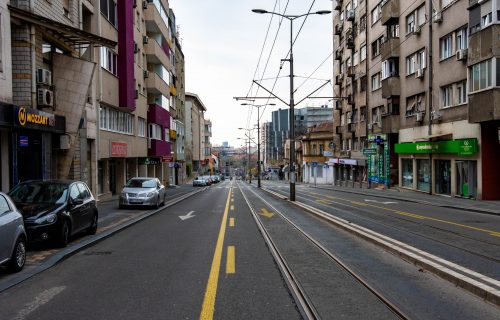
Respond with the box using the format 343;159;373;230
252;8;331;201
241;102;276;188
238;128;256;183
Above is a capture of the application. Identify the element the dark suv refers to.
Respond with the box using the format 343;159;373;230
8;180;98;247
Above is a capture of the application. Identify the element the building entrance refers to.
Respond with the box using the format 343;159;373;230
456;160;477;198
16;131;43;183
435;160;451;195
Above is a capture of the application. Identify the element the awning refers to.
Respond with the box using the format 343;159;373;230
9;5;116;48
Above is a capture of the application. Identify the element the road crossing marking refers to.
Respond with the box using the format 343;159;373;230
226;246;235;274
229;218;235;227
200;188;232;320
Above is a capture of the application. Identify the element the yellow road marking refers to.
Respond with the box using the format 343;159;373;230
200;188;232;320
229;218;235;227
226;246;235;274
230;205;234;211
316;199;331;204
259;208;275;218
303;190;500;237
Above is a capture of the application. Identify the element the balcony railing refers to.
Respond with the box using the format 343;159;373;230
381;0;399;26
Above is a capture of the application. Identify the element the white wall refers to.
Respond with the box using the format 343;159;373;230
0;0;13;104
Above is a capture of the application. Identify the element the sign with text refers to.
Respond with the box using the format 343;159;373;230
14;106;55;129
110;142;128;157
161;155;174;162
138;157;161;165
395;139;478;156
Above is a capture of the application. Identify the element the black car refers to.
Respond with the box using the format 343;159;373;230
8;180;98;247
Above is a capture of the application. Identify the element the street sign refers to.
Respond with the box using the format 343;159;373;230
311;162;318;166
329;142;336;149
363;148;377;155
323;151;334;157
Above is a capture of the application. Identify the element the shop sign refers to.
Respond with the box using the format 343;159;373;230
311;162;318;167
363;148;377;155
111;142;128;157
19;136;29;147
327;158;358;165
323;151;334;157
14;106;55;128
394;139;478;156
368;134;387;143
138;157;161;165
161;155;174;162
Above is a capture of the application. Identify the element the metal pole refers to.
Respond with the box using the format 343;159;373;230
428;0;434;195
257;107;261;188
248;139;251;183
289;18;296;201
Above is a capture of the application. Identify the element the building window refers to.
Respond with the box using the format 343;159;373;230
470;59;493;92
149;123;162;140
63;0;70;17
456;27;468;50
371;72;381;91
100;47;118;76
441;0;453;8
360;44;367;61
371;3;381;24
100;106;134;134
360;76;367;92
406;93;425;116
481;12;492;27
100;0;117;27
0;13;2;73
360;106;366;121
371;37;383;58
138;117;146;137
417;159;430;192
360;14;366;32
440;34;453;60
441;85;453;108
402;159;413;188
456;80;467;105
406;49;426;75
165;128;170;142
406;5;425;34
381;59;398;79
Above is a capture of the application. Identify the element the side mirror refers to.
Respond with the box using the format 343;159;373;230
71;198;84;206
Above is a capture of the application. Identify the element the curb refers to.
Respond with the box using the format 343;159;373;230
309;185;500;216
0;188;205;293
261;187;500;307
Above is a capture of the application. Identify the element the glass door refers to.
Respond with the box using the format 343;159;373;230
456;160;477;198
435;160;451;195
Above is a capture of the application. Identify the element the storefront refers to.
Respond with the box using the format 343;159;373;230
395;138;479;198
365;134;398;188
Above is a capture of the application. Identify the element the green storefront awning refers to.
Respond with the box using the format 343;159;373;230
395;139;478;156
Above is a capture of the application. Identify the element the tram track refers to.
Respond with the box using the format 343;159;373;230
238;182;410;320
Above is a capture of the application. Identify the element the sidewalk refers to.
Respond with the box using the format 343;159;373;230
308;184;500;215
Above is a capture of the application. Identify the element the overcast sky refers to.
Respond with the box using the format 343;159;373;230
170;0;334;148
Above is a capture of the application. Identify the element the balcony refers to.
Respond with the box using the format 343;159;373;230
147;103;171;128
144;2;170;39
335;49;343;60
382;114;400;133
334;24;343;35
145;72;170;97
381;0;399;25
468;88;500;123
382;76;400;98
148;139;172;157
144;40;172;71
381;37;400;60
468;25;500;66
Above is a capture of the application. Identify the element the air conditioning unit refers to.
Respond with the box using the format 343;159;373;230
431;110;442;121
142;0;148;9
143;35;149;44
367;123;373;130
134;42;139;53
37;68;52;85
433;11;442;23
456;49;468;61
143;70;149;78
347;10;355;21
347;117;353;124
415;68;424;79
414;25;422;35
416;112;424;122
37;88;54;107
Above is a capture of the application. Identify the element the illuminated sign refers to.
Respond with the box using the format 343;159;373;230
111;142;128;157
15;106;55;128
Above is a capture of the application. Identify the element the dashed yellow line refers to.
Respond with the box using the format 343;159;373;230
229;218;235;227
226;246;235;274
230;205;234;211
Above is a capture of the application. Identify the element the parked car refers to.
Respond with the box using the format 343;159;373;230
193;176;207;187
8;180;98;247
0;192;27;272
119;177;166;209
211;175;220;183
202;175;213;185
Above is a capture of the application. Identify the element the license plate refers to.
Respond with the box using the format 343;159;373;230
129;199;142;204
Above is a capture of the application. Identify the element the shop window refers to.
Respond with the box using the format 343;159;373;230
316;166;323;178
435;160;451;195
417;159;430;192
402;159;413;188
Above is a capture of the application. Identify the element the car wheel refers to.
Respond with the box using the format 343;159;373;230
162;195;166;206
87;212;98;235
155;196;160;209
58;220;70;248
8;237;26;272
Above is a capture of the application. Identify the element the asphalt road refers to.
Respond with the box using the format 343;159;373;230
0;180;300;320
259;180;500;281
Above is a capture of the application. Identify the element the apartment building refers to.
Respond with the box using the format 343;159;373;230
0;0;115;194
95;0;178;198
185;92;207;175
300;122;336;184
332;0;498;199
203;119;212;174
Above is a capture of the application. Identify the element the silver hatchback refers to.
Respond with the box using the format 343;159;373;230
119;177;166;209
0;192;27;272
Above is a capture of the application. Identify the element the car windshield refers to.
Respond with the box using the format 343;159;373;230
8;182;68;204
125;179;156;188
